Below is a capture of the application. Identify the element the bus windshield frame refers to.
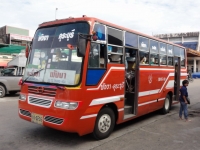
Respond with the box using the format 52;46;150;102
23;21;90;86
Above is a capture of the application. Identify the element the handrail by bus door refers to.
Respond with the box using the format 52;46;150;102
175;57;181;101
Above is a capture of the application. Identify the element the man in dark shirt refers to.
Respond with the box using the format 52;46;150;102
179;80;190;121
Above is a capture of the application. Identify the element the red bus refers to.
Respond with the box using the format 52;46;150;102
19;16;187;140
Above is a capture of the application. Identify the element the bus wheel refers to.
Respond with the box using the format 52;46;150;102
93;107;115;140
0;85;6;98
161;94;171;114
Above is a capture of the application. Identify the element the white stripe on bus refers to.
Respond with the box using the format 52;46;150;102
138;98;165;106
80;108;124;119
158;98;165;101
139;89;160;97
89;95;124;106
166;80;184;88
140;68;174;71
140;68;187;71
159;73;187;93
80;114;97;119
138;100;157;106
118;108;124;112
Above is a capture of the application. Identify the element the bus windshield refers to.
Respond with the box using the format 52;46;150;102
24;22;89;86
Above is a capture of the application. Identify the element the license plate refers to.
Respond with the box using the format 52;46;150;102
31;113;43;125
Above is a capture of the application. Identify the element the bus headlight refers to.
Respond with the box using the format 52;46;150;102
55;101;78;110
19;94;26;101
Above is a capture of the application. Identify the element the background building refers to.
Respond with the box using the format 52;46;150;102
0;25;32;46
154;32;200;73
0;25;32;69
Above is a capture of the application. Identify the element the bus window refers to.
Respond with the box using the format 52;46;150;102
181;57;185;67
150;40;159;54
167;45;174;56
160;43;167;55
174;46;180;56
160;55;167;65
107;27;123;46
167;56;173;66
93;24;106;41
139;51;149;65
108;45;123;64
150;53;158;65
125;48;136;71
174;57;178;65
139;36;149;51
88;43;100;68
88;43;106;68
180;48;185;67
125;32;138;48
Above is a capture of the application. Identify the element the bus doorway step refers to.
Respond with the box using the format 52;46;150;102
124;105;132;114
124;114;135;120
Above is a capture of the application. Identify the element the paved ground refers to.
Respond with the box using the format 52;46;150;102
0;79;199;150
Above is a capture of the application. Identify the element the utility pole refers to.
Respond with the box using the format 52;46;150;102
55;8;58;20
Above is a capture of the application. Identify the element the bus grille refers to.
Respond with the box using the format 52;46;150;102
28;86;56;97
44;116;64;125
19;109;31;117
28;96;52;108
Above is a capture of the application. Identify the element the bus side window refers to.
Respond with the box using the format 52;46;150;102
150;53;158;65
100;44;106;68
160;55;167;65
139;51;149;65
168;56;173;66
88;43;106;68
107;46;123;64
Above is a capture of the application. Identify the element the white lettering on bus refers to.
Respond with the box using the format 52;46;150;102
50;70;66;79
141;42;147;48
58;29;75;42
112;82;124;91
152;46;157;50
160;47;166;51
101;83;111;90
38;34;49;41
100;82;124;91
158;77;166;81
168;49;173;54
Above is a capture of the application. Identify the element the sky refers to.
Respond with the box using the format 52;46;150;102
1;0;200;37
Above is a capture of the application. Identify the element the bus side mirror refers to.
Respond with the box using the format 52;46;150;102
77;37;86;57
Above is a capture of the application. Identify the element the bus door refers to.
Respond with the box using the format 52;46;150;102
174;57;181;101
124;48;139;119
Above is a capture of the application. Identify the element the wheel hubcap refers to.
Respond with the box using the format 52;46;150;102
0;89;2;96
98;114;111;133
165;97;170;110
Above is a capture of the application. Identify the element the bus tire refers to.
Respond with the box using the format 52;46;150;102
161;94;171;114
92;107;115;140
0;85;6;98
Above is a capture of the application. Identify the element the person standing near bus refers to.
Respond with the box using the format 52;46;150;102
179;80;190;122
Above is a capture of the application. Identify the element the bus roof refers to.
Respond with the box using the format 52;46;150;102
39;16;185;49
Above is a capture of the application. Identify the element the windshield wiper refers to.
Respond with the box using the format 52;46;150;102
21;69;44;85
